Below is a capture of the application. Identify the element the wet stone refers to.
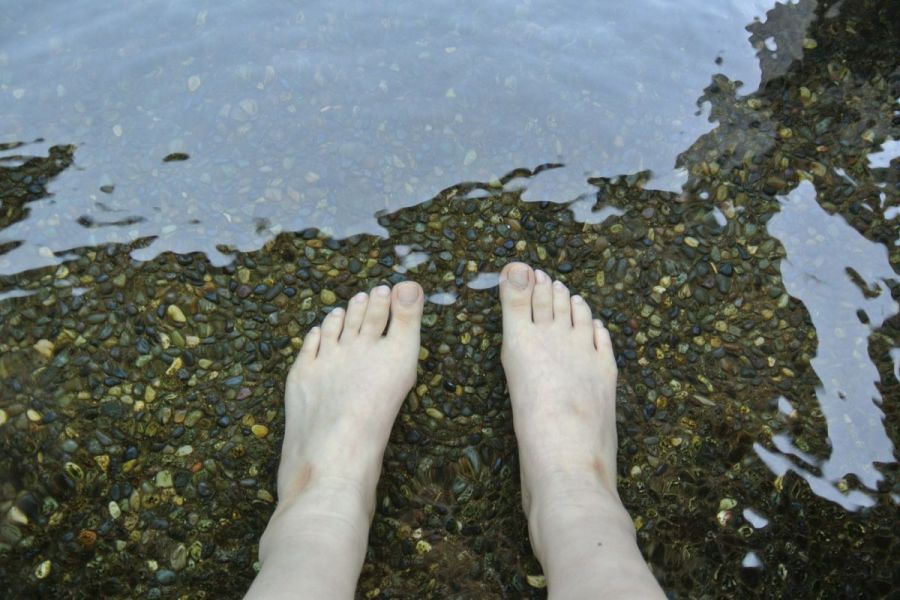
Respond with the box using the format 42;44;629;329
155;569;177;585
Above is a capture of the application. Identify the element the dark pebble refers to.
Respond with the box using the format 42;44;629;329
155;569;177;585
223;376;244;387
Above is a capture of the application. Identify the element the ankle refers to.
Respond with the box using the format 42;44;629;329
261;476;375;557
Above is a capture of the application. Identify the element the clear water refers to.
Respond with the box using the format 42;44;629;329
2;0;771;268
1;0;897;597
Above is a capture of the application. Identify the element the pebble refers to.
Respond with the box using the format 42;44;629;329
155;569;177;585
167;305;187;323
251;424;269;438
33;339;54;358
320;289;337;305
34;560;52;579
155;470;173;488
170;544;188;571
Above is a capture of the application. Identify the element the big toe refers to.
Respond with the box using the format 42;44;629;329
500;263;535;325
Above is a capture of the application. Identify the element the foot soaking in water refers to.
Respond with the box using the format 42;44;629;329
244;262;665;599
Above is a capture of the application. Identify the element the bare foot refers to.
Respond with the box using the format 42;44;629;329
247;281;424;600
499;263;618;514
499;262;664;599
276;282;424;504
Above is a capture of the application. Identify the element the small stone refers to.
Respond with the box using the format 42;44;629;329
170;544;188;572
176;445;193;457
425;407;444;420
156;569;177;585
719;498;737;510
0;409;6;426
165;357;183;377
35;560;52;579
188;75;202;92
684;236;699;248
415;540;432;554
526;574;547;589
8;505;28;525
26;409;42;422
320;289;336;305
108;500;122;519
251;424;269;438
167;305;187;324
33;339;55;358
155;470;173;488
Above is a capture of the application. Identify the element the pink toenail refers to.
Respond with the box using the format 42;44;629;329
553;280;565;290
572;295;585;304
507;264;529;289
374;286;390;297
351;292;367;303
535;270;549;284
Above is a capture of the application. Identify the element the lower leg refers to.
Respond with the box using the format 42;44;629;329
245;282;425;600
499;262;665;599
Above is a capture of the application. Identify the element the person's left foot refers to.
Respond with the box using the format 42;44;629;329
276;281;425;507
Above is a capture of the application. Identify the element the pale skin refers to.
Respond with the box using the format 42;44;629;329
244;262;665;599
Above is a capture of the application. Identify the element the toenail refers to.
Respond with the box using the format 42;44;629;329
553;280;565;290
572;294;585;304
330;307;344;316
507;264;529;289
351;292;367;303
535;270;549;284
374;285;390;297
397;282;420;305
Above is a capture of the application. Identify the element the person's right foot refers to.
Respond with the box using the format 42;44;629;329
498;262;620;521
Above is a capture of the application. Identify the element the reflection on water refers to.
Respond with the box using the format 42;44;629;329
760;180;898;510
1;0;773;273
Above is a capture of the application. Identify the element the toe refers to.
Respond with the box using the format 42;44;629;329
387;281;424;337
499;263;535;327
360;285;391;337
552;280;571;325
531;270;553;324
341;292;369;340
593;319;612;352
571;295;594;344
296;326;321;365
319;307;345;352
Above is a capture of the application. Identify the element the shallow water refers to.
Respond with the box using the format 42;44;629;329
1;0;898;598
